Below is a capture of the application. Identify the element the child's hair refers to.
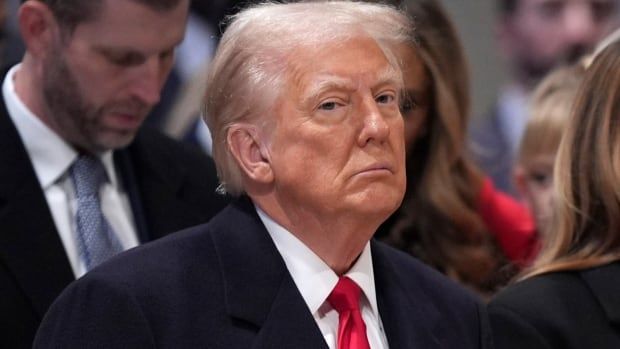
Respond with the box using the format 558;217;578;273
518;64;585;167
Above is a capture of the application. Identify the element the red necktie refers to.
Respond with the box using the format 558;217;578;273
327;277;371;349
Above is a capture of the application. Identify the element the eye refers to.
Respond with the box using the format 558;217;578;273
376;93;395;105
104;51;146;67
318;101;339;111
159;49;175;62
400;95;418;115
528;171;552;187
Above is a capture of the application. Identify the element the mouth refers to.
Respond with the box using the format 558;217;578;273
356;162;394;176
105;111;147;130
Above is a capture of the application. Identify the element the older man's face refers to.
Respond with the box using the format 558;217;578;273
266;37;406;223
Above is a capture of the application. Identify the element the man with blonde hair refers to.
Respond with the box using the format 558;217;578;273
35;2;492;348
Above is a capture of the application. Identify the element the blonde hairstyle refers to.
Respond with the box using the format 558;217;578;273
202;1;414;196
518;64;585;168
386;0;502;291
523;40;620;279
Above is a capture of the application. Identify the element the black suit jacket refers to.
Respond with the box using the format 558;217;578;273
0;97;229;348
489;263;620;349
34;197;493;348
469;104;516;197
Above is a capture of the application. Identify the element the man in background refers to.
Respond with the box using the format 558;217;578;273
470;0;620;195
0;0;227;347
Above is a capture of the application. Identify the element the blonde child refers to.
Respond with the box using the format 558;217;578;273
514;64;584;236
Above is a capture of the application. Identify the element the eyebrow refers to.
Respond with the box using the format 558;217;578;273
301;65;402;106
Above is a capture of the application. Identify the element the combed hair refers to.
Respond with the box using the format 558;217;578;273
29;0;184;33
523;40;620;279
203;1;414;196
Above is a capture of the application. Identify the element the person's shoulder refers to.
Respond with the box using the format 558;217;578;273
488;270;618;348
86;220;218;285
492;272;581;307
85;201;243;286
489;271;589;328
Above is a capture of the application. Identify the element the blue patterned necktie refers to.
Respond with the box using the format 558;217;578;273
70;155;123;271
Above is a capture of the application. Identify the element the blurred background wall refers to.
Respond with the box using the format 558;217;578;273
440;0;506;119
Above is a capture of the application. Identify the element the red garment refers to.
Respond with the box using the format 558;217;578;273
477;177;539;266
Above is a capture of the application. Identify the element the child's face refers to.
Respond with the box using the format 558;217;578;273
516;153;556;235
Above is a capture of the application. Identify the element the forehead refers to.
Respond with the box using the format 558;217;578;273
70;0;188;51
285;37;401;96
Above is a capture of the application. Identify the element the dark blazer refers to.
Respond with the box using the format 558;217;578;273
0;97;229;348
33;197;494;349
469;105;516;197
489;263;620;349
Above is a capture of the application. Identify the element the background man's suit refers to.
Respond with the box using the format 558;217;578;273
0;96;229;348
34;197;494;348
469;105;517;197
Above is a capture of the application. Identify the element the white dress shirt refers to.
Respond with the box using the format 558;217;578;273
3;65;139;278
256;207;389;349
497;84;530;157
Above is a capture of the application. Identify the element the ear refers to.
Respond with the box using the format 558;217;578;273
18;1;60;58
227;124;274;185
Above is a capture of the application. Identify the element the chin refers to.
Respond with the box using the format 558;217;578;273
94;132;137;151
354;186;404;217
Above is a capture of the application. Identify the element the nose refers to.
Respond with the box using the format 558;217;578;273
130;56;167;106
357;97;390;147
562;3;598;47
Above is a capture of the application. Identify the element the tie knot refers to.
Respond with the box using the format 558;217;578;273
70;155;108;197
328;277;363;313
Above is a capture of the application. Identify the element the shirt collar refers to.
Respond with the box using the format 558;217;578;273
3;64;118;189
255;206;379;318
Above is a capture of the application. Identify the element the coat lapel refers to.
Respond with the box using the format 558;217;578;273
210;197;328;349
372;241;444;348
0;101;74;318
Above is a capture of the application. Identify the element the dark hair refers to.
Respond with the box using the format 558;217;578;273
382;0;508;294
26;0;184;33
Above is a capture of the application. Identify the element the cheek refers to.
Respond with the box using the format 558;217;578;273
530;186;553;210
71;54;125;102
271;130;341;178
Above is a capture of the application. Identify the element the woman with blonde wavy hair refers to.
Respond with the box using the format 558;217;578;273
489;40;620;349
377;0;537;296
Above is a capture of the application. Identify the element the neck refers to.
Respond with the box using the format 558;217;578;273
14;57;53;130
252;193;378;275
